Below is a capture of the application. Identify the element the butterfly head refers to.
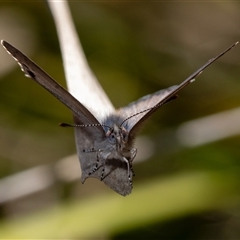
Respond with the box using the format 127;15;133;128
106;124;129;151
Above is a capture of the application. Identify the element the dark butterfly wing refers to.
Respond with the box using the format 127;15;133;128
118;86;178;130
1;40;105;138
119;42;238;138
2;40;132;196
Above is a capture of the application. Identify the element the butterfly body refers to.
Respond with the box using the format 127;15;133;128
1;40;238;196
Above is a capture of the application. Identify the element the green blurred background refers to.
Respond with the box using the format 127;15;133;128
0;1;240;239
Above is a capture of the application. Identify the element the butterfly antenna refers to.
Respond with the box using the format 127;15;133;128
59;122;111;129
120;105;161;127
120;93;180;127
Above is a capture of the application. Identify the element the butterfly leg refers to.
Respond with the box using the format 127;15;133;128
84;150;109;181
100;164;105;181
122;157;132;186
129;163;135;177
129;148;137;177
83;147;96;153
89;151;100;176
130;148;137;160
83;148;103;176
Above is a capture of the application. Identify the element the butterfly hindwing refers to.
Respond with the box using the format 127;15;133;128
75;123;133;195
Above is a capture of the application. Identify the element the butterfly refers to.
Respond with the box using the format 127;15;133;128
1;40;238;196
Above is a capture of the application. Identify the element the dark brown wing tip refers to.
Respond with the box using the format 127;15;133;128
1;40;16;58
227;41;239;52
1;40;9;49
1;40;7;49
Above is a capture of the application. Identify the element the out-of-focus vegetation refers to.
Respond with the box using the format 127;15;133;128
0;1;240;239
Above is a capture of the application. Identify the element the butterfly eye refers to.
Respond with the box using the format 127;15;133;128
106;128;116;143
108;132;116;144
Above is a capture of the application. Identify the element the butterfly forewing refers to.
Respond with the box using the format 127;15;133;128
1;40;105;137
120;42;239;138
1;40;133;196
